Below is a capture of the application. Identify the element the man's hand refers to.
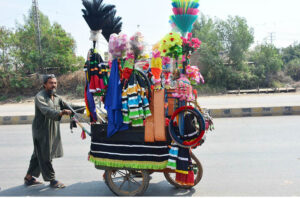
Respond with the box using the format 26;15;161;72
60;109;72;116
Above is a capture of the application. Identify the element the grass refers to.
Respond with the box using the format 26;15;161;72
15;96;23;102
0;95;8;102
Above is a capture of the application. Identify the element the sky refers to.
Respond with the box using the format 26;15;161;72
1;0;300;58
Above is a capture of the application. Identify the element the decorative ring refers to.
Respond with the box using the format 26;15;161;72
168;106;206;148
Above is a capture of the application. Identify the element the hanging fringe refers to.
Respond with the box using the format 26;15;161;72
89;155;168;170
81;130;87;140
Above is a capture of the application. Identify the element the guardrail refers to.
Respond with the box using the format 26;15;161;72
227;88;296;94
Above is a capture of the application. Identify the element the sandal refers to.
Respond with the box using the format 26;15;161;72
24;177;43;186
50;180;65;188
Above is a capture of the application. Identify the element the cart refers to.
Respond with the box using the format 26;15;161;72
88;100;208;196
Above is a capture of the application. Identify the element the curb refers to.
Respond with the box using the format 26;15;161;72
1;106;300;125
0;115;81;125
208;106;300;118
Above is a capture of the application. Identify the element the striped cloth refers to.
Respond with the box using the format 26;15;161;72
122;72;151;127
89;141;169;170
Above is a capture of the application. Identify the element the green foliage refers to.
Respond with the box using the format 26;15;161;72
0;95;7;101
249;44;283;87
13;8;81;74
0;70;36;95
192;15;255;90
285;58;300;81
282;43;300;65
75;84;85;97
15;96;23;102
0;26;14;71
217;16;254;67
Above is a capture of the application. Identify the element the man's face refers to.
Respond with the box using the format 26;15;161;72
44;78;57;92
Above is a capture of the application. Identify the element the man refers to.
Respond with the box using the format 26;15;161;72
24;74;84;188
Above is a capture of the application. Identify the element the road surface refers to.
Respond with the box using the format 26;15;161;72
0;116;299;196
1;92;300;116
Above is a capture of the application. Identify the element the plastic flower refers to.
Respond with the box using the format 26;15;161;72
181;33;201;55
109;33;129;59
160;32;183;57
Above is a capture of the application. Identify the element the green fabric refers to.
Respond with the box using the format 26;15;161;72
128;109;144;118
144;109;151;117
123;115;130;124
131;119;144;127
167;161;176;168
89;155;168;170
32;89;83;160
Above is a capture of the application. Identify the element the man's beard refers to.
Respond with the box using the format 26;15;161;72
47;88;57;96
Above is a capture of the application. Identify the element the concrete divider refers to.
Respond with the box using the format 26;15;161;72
1;106;300;125
0;115;87;125
208;106;300;118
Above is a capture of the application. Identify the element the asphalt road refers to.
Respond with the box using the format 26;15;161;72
0;116;299;196
1;92;300;116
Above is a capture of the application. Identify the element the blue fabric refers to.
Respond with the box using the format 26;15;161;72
105;59;129;137
85;81;97;122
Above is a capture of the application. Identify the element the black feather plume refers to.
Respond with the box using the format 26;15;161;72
102;10;123;42
82;0;115;31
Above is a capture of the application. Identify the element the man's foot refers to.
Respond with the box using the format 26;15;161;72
50;180;65;188
24;176;43;186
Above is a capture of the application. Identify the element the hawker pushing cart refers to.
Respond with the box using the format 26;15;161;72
72;0;214;196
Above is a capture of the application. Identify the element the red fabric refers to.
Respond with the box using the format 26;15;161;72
81;130;86;140
165;118;170;126
122;68;133;80
175;171;194;186
89;75;101;92
151;68;162;79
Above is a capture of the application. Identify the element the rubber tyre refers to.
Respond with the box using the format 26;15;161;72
104;169;150;196
164;152;203;189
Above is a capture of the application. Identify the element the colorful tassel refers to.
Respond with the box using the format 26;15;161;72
81;130;86;140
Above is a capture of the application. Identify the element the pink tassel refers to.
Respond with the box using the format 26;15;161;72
81;130;86;140
173;8;183;15
187;8;199;15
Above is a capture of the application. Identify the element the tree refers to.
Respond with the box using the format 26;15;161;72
285;58;300;81
192;15;255;89
281;42;300;65
249;44;283;87
0;27;14;71
217;16;254;68
14;8;81;74
192;15;225;87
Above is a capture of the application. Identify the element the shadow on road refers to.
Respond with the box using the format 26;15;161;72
0;180;196;196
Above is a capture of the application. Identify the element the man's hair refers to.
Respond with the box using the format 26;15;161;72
43;74;56;84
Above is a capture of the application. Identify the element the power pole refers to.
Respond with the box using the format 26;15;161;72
32;0;43;73
269;32;276;45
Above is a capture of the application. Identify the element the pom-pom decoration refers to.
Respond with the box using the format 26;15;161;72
172;74;194;101
129;32;146;60
108;33;128;59
151;50;163;88
162;57;172;88
170;0;200;37
122;53;135;80
186;65;205;85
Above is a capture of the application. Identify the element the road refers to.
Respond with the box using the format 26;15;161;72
1;92;300;116
0;116;300;196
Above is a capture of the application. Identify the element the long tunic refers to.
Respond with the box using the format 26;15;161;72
32;89;81;160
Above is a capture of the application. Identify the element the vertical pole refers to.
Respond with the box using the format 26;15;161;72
32;0;43;73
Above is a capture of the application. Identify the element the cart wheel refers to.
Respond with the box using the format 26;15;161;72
104;169;150;196
164;152;203;189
